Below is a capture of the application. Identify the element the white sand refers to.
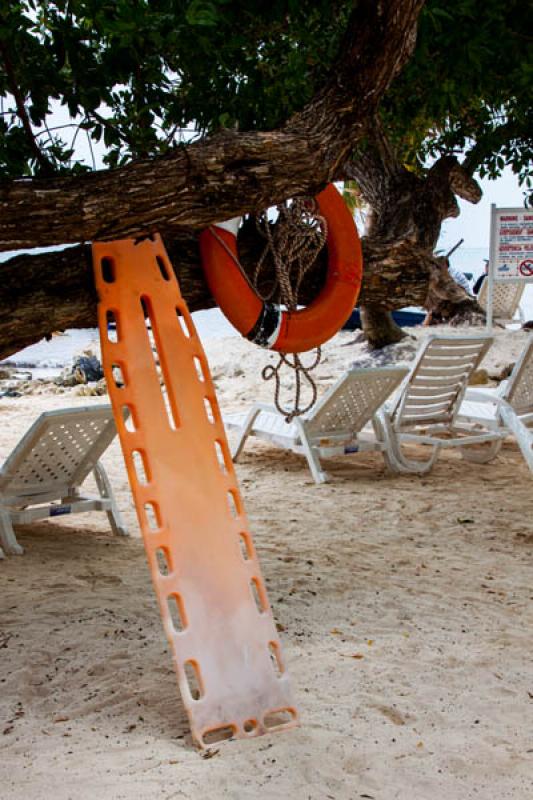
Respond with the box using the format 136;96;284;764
1;325;532;799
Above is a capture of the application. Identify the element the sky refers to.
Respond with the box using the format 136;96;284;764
438;167;528;252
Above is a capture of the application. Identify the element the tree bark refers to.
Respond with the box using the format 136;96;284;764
0;232;215;361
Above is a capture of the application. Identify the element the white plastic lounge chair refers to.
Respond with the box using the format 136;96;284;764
224;366;409;483
477;279;525;325
457;338;533;473
376;334;503;474
0;405;127;557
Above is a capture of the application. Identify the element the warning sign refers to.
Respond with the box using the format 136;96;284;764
491;207;533;281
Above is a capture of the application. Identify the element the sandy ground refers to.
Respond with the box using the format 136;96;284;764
1;325;532;799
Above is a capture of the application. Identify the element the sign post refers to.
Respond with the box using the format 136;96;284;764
486;205;533;330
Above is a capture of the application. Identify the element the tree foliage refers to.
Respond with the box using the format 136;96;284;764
382;0;532;196
1;1;530;199
0;0;351;176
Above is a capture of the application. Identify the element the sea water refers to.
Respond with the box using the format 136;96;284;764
2;247;532;376
0;308;238;377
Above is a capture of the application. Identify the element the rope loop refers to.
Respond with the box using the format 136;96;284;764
262;348;322;422
251;195;327;420
253;197;327;309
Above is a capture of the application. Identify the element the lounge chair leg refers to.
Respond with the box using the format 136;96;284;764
93;463;129;537
295;421;328;484
392;442;440;474
305;450;328;484
372;413;400;473
375;411;414;473
376;411;440;474
0;508;24;555
231;406;262;462
460;438;503;464
500;405;533;473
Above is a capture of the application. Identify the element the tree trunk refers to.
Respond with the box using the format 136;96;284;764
0;213;485;363
343;120;485;347
359;306;406;349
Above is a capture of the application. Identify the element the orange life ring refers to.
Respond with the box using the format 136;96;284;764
198;183;363;353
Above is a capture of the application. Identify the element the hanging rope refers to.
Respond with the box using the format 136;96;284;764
261;349;322;422
253;197;327;421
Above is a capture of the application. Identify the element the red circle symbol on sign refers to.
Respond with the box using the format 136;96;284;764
519;259;533;277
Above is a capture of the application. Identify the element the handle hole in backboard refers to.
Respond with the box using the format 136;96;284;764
101;257;115;283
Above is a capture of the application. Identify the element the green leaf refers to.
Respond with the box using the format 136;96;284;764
185;1;220;27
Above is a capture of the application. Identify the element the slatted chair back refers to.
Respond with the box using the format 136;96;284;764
478;280;524;322
503;338;533;418
391;335;493;431
305;366;408;440
0;406;118;501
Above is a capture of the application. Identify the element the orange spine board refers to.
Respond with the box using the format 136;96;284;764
92;235;298;747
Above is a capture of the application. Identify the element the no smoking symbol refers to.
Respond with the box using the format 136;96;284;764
519;259;533;277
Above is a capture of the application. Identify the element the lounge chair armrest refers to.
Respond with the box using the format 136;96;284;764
379;400;395;415
464;389;503;404
234;402;286;417
254;403;282;413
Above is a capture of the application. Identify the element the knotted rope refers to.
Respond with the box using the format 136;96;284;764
253;197;327;421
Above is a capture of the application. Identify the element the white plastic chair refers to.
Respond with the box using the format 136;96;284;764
224;366;409;483
376;335;503;474
0;405;127;557
457;337;533;473
477;280;525;325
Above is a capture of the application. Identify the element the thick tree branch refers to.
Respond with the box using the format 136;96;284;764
341;122;485;346
0;0;424;252
0;228;434;362
345;140;482;250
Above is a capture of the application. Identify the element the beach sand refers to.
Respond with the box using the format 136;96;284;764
1;325;532;799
